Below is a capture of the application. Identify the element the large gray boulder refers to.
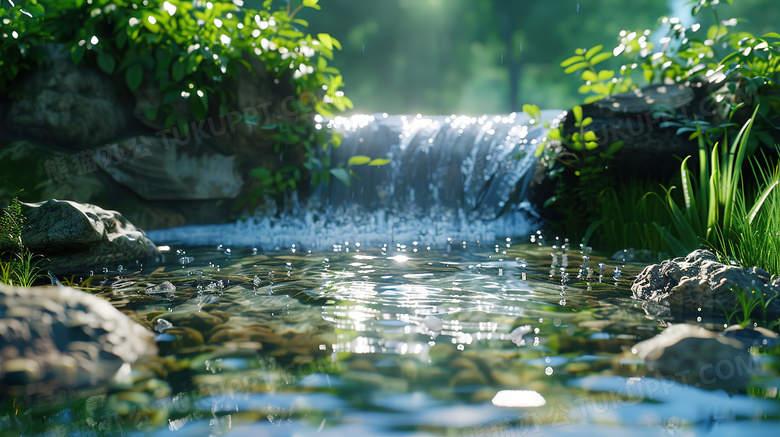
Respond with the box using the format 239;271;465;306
557;81;705;176
5;200;163;274
4;46;126;149
632;324;757;391
631;249;780;318
97;135;244;200
0;283;157;396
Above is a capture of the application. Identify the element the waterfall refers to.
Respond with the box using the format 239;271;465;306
148;110;563;250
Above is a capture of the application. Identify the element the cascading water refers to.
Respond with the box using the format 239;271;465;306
148;110;565;250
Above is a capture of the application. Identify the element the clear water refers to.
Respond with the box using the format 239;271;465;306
3;239;779;436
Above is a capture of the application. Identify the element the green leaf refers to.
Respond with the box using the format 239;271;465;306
348;155;371;165
564;62;590;74
585;141;599;150
643;68;655;83
318;33;333;50
580;117;593;127
572;106;583;122
747;179;778;225
116;27;128;50
605;141;624;155
330;167;351;186
22;3;45;17
583;131;597;142
654;223;690;257
585;45;603;60
522;104;540;121
172;59;187;82
581;70;598;82
126;64;143;91
368;158;391;166
144;107;158;121
97;52;116;74
249;167;272;180
590;52;613;65
198;90;208;112
189;96;207;120
70;45;86;64
534;143;545;158
303;0;321;8
597;70;614;81
560;55;585;67
278;29;304;39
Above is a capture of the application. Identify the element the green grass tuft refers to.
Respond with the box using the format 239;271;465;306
0;197;46;287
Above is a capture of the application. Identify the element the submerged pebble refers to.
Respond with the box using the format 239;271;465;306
145;281;176;297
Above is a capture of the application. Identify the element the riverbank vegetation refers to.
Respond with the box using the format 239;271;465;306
0;198;44;287
535;0;780;276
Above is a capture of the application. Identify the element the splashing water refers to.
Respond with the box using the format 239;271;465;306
149;111;565;250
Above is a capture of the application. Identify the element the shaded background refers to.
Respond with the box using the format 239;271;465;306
291;0;779;115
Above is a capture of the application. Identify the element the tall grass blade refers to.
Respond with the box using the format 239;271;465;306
724;106;760;232
747;179;779;225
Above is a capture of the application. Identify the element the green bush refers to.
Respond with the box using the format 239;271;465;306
1;0;349;124
1;0;389;199
0;197;44;287
543;0;780;253
530;104;623;243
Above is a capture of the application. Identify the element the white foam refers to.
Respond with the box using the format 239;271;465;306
146;203;539;251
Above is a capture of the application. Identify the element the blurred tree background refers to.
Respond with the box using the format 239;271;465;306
284;0;780;115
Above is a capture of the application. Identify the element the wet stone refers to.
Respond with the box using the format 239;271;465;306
631;249;780;318
0;284;157;394
153;318;173;333
490;369;524;386
174;345;218;357
165;327;205;349
720;325;780;349
449;369;488;387
208;329;253;345
145;281;176;297
341;371;409;392
2;358;43;384
632;324;755;390
157;311;224;331
472;388;497;403
204;323;237;340
450;357;480;372
348;359;376;372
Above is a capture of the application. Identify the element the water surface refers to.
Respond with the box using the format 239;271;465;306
2;239;778;436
